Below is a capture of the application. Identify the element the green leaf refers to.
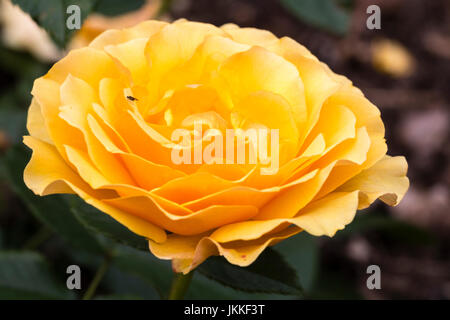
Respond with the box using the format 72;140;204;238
0;106;26;145
0;251;74;299
186;273;296;300
70;199;148;251
12;0;97;48
94;0;146;16
338;212;435;245
110;245;291;300
103;267;160;300
0;145;104;254
280;0;350;35
198;248;303;296
0;46;49;117
0;46;49;78
111;245;172;298
274;232;318;292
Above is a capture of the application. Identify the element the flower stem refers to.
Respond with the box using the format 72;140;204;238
82;256;111;300
168;271;194;300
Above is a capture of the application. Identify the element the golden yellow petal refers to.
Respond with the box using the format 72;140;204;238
24;135;166;243
105;194;258;235
210;191;358;244
337;155;409;209
44;47;122;86
276;37;341;143
31;78;86;161
224;27;279;51
231;90;300;162
291;191;359;237
255;164;333;220
152;172;236;204
145;21;225;80
105;38;149;85
304;104;356;153
89;20;168;50
150;227;300;274
59;75;134;185
23;136;109;198
26;98;52;145
86;197;167;243
217;46;307;131
87;114;186;191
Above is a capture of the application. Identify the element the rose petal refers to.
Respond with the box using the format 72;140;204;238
105;194;259;235
337;155;409;209
89;20;167;50
105;38;149;85
26;98;52;145
216;46;307;131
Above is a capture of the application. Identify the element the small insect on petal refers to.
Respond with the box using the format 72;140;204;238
127;95;139;101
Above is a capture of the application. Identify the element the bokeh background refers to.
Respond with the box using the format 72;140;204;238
0;0;448;299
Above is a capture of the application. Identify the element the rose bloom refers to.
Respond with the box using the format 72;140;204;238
24;19;409;274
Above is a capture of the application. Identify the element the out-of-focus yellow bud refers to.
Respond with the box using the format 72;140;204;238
0;0;163;61
0;0;61;62
372;38;415;78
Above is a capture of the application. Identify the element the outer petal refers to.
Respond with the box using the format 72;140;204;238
31;78;86;161
84;197;166;243
210;191;359;242
150;191;360;273
23;136;166;242
290;191;359;237
26;98;52;145
105;194;259;235
337;155;409;209
254;163;334;219
44;47;123;86
24;136;90;196
223;27;279;51
149;226;300;274
89;20;168;49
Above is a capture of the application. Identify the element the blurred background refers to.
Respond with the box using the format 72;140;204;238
0;0;448;299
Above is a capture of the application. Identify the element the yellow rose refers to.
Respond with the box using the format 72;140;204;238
24;19;409;274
